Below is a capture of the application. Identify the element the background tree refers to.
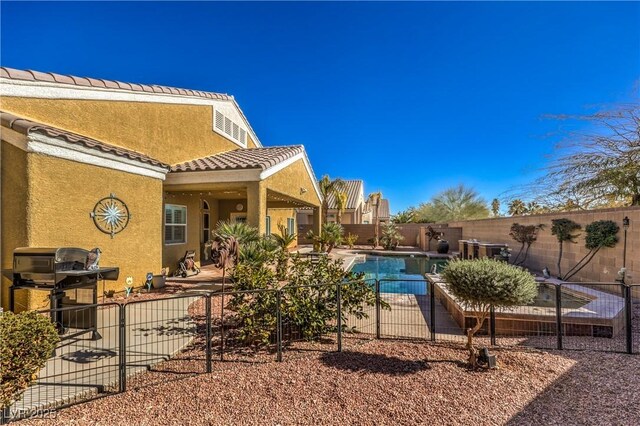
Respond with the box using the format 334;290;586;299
491;198;501;217
442;259;537;367
319;175;346;224
550;218;582;278
414;185;489;223
391;208;416;224
518;105;640;209
335;191;348;225
562;220;619;281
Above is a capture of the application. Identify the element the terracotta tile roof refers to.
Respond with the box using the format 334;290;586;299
0;111;169;169
0;66;232;101
326;180;364;210
171;146;305;172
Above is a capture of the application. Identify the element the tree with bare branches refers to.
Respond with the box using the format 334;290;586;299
518;105;640;209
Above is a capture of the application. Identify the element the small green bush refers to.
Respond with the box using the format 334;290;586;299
1;311;59;409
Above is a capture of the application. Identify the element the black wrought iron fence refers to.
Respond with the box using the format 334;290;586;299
4;302;121;423
3;278;639;423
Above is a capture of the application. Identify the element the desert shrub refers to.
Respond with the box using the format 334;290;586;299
344;233;358;249
441;258;537;366
228;254;385;347
305;222;343;253
1;311;59;409
551;218;582;278
380;222;404;250
562;220;619;280
509;223;545;266
271;224;297;280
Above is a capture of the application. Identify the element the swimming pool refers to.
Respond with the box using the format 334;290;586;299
350;254;449;295
351;255;593;308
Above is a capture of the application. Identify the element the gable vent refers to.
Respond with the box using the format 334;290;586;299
214;108;247;146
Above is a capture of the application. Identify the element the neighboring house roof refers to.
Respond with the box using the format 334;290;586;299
171;146;305;172
0;111;170;168
0;67;232;101
326;180;364;210
377;199;390;219
365;198;391;219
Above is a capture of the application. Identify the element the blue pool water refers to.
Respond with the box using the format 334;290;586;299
350;255;448;295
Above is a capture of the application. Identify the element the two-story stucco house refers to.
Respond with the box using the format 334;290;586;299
0;67;322;311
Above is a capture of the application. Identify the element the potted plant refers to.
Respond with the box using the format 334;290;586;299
153;268;167;289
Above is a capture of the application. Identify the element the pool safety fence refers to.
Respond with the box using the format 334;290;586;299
3;279;639;423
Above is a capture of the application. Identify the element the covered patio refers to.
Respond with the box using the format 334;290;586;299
162;146;322;272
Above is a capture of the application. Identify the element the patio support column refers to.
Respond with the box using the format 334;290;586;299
312;206;322;235
247;181;267;234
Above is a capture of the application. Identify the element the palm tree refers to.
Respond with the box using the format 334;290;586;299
415;185;489;223
508;199;527;216
368;191;382;247
491;198;501;217
319;175;346;224
335;191;348;225
272;224;297;280
213;220;259;245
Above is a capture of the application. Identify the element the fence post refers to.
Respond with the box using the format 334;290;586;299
555;284;563;350
205;294;212;373
1;406;9;424
337;283;342;352
625;284;633;354
375;280;381;339
220;291;225;362
118;304;126;392
430;280;436;342
276;290;283;362
490;305;496;346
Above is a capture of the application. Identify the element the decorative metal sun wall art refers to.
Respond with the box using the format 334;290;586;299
90;193;132;238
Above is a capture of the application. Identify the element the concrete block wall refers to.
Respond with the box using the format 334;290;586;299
449;206;639;285
296;223;462;251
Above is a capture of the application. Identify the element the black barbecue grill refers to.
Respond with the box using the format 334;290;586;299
10;247;119;340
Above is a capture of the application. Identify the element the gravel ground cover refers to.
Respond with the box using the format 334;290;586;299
16;339;640;426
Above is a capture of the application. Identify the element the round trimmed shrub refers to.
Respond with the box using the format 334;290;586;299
1;311;59;409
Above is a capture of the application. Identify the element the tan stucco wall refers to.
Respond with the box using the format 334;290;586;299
1;141;29;310
162;194;225;270
263;158;321;207
267;208;296;246
2;152;164;311
1;97;256;164
218;199;248;224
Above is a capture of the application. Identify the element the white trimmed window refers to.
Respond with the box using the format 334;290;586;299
266;216;272;236
165;204;187;244
214;109;247;145
287;218;295;235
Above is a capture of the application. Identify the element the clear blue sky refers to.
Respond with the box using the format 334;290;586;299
2;2;639;213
